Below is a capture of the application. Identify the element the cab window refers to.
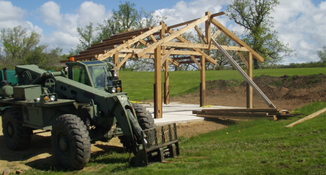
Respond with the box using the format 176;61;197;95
71;65;91;86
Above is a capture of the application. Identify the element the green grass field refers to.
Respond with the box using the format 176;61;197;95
120;67;326;101
24;102;326;174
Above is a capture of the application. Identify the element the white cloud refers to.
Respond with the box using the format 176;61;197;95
36;1;112;52
39;1;63;27
77;1;112;27
154;0;227;26
0;1;41;37
0;1;27;21
271;0;326;64
43;31;80;51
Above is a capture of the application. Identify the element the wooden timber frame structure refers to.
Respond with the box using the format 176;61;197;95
69;11;273;119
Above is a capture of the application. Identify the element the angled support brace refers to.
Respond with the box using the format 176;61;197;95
212;39;276;108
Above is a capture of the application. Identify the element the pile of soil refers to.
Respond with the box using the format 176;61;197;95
172;74;326;111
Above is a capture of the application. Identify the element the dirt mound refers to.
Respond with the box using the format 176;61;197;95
172;74;326;110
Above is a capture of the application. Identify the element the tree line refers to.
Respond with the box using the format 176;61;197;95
0;1;324;71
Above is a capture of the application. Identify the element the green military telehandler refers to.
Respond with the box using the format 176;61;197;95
0;60;179;169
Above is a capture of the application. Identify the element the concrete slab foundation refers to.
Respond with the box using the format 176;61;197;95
141;102;238;125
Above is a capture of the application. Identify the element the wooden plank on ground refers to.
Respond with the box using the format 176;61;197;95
193;108;291;121
286;107;326;127
196;114;274;120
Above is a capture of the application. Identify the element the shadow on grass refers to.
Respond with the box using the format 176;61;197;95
25;144;130;172
0;132;132;172
204;117;237;126
0;134;52;161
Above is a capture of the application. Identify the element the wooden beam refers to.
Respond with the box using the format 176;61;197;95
168;18;198;29
161;48;175;65
161;42;249;51
178;60;200;64
120;48;208;56
97;25;163;60
211;11;226;18
247;52;253;109
117;53;133;69
190;55;201;69
176;35;217;64
195;25;207;43
138;39;149;46
237;51;249;68
212;30;221;40
168;57;180;67
150;34;157;42
286;107;326;127
170;50;203;56
200;55;206;107
114;51;120;77
195;108;282;113
164;59;170;104
167;11;225;29
154;47;162;118
136;15;209;58
205;11;212;50
211;18;264;62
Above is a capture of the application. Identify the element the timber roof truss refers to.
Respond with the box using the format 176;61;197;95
69;11;265;69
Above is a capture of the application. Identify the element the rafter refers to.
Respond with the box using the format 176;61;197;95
190;55;202;69
97;25;163;60
161;42;248;51
117;53;133;69
161;48;175;65
195;25;207;43
136;15;209;58
211;18;264;62
237;51;249;68
175;35;217;64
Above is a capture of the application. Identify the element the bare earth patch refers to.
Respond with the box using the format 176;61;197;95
1;74;325;173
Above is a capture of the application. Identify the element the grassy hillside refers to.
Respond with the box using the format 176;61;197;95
25;102;326;174
120;67;326;101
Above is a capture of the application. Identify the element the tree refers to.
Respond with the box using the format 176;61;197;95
317;45;326;66
227;0;293;68
0;26;44;66
0;26;64;69
75;22;96;54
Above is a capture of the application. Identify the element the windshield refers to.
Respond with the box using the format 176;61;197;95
88;65;111;89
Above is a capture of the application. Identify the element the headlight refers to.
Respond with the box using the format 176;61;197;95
43;95;56;102
34;98;40;102
50;95;56;101
111;87;116;93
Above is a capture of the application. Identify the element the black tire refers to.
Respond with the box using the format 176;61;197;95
119;104;155;152
133;103;155;129
51;114;91;170
2;107;32;150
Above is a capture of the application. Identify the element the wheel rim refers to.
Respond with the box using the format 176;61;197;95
7;121;14;138
58;133;69;156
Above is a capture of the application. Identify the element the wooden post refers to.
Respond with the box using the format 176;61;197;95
205;11;212;45
200;55;206;107
160;21;170;105
246;52;253;108
114;51;119;77
154;47;162;118
164;59;170;104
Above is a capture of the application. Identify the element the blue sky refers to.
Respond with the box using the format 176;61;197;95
1;0;326;64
